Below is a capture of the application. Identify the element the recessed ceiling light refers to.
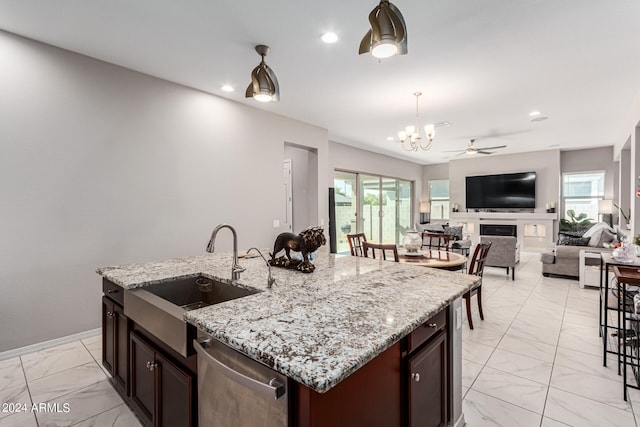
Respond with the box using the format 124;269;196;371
549;144;560;147
386;136;394;141
221;85;234;92
531;116;549;122
529;111;541;117
321;32;339;44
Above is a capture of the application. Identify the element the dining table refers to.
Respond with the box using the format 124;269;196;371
397;249;468;271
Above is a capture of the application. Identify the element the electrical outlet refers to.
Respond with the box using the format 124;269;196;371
273;219;280;228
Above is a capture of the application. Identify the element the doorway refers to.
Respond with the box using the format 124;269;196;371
284;143;318;233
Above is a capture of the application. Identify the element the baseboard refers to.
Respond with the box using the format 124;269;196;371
0;328;101;361
452;413;466;427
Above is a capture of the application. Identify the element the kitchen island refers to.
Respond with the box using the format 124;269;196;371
98;252;478;427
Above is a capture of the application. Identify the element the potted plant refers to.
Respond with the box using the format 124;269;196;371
559;210;593;232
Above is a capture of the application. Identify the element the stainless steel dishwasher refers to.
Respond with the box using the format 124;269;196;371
193;333;289;427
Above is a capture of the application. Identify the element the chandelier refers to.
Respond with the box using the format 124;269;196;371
398;92;435;151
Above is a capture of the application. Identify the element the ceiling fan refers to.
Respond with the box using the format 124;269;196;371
444;139;506;156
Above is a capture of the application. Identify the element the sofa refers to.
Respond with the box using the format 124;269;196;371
541;222;623;279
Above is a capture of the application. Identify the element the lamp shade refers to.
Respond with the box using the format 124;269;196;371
419;202;430;213
598;199;613;214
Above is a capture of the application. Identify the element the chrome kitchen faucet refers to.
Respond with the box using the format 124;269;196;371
206;224;245;281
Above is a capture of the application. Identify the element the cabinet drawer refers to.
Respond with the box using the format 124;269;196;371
103;279;124;306
408;309;446;353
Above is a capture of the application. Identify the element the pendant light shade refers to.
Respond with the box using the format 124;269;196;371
246;45;279;102
359;0;407;59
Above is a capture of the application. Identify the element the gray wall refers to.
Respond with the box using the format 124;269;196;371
0;31;328;351
561;146;616;200
329;141;424;219
284;143;318;233
448;150;561;213
421;163;449;202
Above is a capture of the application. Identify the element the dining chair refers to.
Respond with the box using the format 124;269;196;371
346;233;367;257
464;242;492;330
362;241;399;262
421;233;451;251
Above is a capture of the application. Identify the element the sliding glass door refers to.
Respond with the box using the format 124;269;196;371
334;170;413;252
334;172;358;254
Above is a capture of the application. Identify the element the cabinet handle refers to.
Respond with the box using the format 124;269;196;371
146;361;151;369
106;311;114;318
149;362;158;372
107;289;118;294
428;323;438;328
411;372;420;382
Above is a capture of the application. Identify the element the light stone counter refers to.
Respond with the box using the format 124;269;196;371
97;252;479;393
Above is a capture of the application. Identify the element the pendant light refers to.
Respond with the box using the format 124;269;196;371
359;0;407;59
246;45;279;102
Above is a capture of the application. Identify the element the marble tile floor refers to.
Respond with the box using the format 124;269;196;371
1;251;638;426
462;251;640;426
0;336;142;427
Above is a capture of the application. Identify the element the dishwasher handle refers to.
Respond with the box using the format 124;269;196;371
193;339;286;400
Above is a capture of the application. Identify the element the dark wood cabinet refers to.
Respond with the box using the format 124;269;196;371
130;332;194;427
407;330;447;427
102;294;128;395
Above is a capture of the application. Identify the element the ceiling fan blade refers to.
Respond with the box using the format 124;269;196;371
477;145;506;150
442;149;466;153
455;151;467;157
477;151;494;155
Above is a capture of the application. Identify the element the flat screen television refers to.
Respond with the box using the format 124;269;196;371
465;172;536;209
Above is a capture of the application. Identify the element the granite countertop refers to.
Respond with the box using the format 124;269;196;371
97;252;479;393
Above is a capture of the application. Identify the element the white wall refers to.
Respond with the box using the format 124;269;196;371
0;31;328;351
448;150;561;213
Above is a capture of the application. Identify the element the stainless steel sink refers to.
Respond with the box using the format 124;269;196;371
124;275;259;357
144;275;258;310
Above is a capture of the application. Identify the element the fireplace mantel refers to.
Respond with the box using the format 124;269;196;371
449;212;558;251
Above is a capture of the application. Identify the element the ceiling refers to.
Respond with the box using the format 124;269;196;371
1;1;639;165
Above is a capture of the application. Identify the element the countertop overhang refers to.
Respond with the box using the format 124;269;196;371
97;253;479;393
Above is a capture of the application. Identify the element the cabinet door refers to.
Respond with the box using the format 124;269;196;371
101;297;115;375
156;352;193;427
408;331;447;427
113;303;128;395
131;333;156;427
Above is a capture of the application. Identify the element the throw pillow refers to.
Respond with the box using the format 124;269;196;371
590;228;616;247
443;225;463;241
425;224;445;233
583;222;611;239
557;237;590;246
558;230;587;238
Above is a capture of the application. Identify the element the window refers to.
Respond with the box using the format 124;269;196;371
562;171;604;222
429;180;450;221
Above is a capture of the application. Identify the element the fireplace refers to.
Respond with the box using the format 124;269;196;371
480;224;517;237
